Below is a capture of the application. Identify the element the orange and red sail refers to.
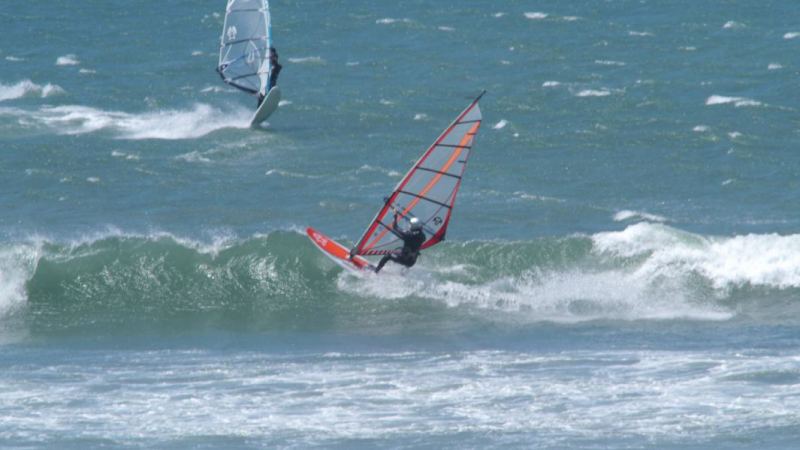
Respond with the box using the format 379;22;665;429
352;92;485;257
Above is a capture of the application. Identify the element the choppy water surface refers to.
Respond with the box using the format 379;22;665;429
2;0;800;448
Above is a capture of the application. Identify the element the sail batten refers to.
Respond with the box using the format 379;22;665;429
352;93;485;257
218;0;272;96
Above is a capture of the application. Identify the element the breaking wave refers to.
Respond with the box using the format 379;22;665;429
0;80;65;102
4;223;800;336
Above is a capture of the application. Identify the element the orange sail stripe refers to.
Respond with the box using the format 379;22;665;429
398;122;480;217
363;122;480;252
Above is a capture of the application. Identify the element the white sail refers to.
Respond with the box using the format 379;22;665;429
217;0;272;96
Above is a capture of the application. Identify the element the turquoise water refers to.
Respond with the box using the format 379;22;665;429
2;0;800;448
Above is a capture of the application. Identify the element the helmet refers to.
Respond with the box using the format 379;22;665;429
409;217;422;230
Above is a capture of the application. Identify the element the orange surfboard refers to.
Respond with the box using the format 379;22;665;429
306;227;375;273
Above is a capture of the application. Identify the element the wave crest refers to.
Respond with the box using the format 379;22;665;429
5;224;800;334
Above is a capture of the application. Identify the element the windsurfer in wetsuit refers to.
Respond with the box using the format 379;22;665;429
374;215;426;273
257;47;283;107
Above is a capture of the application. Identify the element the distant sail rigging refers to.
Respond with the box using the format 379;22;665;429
352;92;485;257
217;0;272;96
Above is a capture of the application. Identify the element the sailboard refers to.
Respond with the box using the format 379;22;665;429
307;227;375;274
307;92;485;273
217;0;279;125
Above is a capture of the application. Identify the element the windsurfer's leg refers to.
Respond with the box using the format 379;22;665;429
375;255;393;273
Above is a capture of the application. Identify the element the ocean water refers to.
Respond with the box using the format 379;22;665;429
2;0;800;448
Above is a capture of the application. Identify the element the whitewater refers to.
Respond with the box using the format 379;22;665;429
2;0;800;448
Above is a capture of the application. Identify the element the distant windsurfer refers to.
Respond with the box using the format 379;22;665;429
258;47;282;106
373;214;426;273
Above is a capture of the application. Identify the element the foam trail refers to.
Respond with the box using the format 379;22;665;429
27;103;251;139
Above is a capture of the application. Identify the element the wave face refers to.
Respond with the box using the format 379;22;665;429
5;224;800;336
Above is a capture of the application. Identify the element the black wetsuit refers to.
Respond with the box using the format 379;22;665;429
268;59;282;90
375;227;426;273
257;51;282;107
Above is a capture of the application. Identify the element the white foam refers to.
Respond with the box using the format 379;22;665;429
28;103;251;139
562;16;579;21
512;191;565;203
723;21;744;29
784;32;800;40
41;84;65;97
493;12;506;18
345;61;360;66
55;54;79;66
413;113;428;121
191;50;204;56
437;26;455;32
492;119;508;130
680;46;697;51
5;56;24;62
176;151;212;164
277;99;291;106
613;210;667;223
0;243;41;319
200;86;228;93
379;99;394;106
576;89;611;97
287;56;325;64
524;12;548;20
340;258;729;322
86;177;100;183
542;81;561;88
265;169;322;179
628;31;654;37
693;125;710;132
768;63;783;70
356;164;401;177
111;150;140;161
2;346;799;444
78;68;96;74
728;131;742;139
0;80;64;101
705;95;762;107
376;18;411;25
594;222;800;290
595;60;626;66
